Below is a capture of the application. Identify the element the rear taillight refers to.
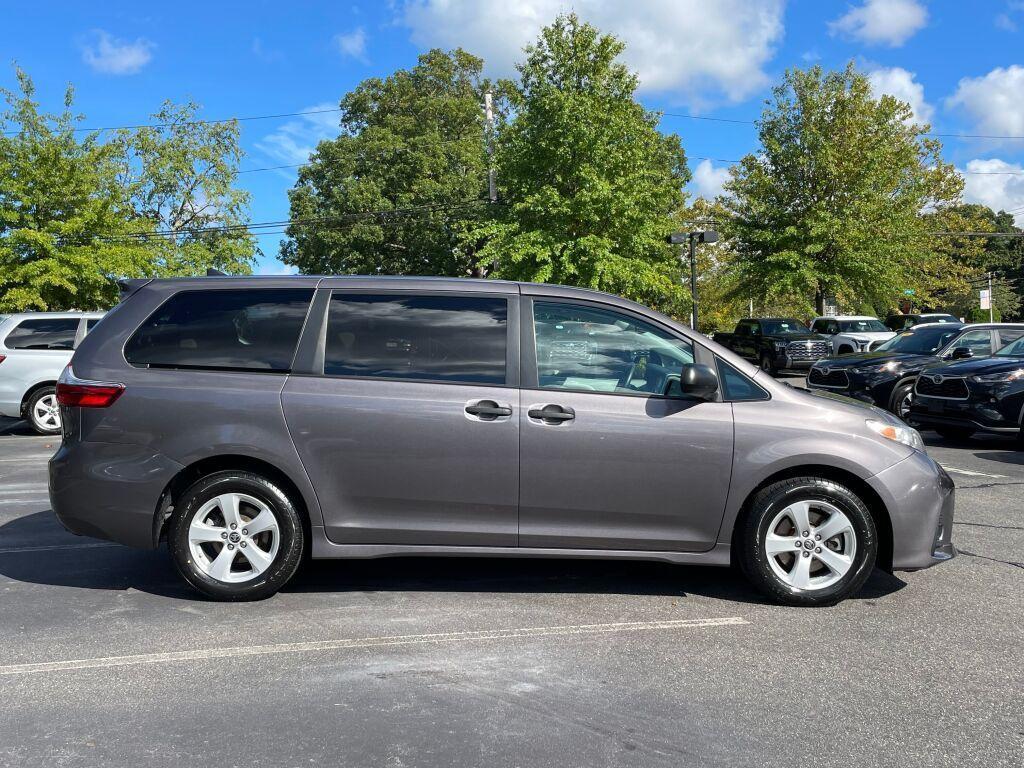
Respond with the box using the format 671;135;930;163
0;355;5;364
56;365;124;408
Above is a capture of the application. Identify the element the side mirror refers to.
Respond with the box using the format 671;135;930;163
950;347;974;360
674;363;719;400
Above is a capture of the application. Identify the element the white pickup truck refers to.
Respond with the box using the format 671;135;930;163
810;315;896;356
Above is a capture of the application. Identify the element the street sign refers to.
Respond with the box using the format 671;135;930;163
980;289;991;310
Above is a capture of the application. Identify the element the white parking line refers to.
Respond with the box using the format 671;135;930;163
0;455;54;463
0;497;49;505
0;617;749;676
941;466;1008;479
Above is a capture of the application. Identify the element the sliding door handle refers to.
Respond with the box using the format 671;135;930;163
528;404;575;423
465;400;513;420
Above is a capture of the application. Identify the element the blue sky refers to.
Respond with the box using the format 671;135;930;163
3;1;1024;274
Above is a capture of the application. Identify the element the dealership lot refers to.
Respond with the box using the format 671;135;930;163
0;411;1021;767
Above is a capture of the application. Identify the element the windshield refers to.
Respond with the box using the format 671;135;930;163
875;326;962;354
761;319;810;335
839;319;888;333
995;336;1024;357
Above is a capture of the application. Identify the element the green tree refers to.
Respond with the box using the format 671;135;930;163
0;69;257;312
282;49;500;277
117;101;257;276
0;69;152;310
723;63;965;317
479;14;690;315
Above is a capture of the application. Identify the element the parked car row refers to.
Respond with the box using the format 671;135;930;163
0;312;105;434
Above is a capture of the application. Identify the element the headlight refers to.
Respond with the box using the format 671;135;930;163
970;369;1024;383
866;419;925;452
853;360;901;374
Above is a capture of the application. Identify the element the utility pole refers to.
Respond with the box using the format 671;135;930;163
989;272;994;323
484;91;496;204
667;229;718;331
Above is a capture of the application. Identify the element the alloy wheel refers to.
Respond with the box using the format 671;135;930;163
764;500;857;590
31;394;61;432
188;492;280;583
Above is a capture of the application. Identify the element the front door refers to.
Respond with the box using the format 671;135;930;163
518;298;734;551
282;290;520;547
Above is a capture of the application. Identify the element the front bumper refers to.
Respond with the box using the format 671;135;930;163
49;440;183;549
911;390;1023;434
867;450;956;570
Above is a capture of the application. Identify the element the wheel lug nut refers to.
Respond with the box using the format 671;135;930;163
802;551;810;558
815;534;821;541
795;542;802;549
815;547;822;553
227;544;235;550
802;531;809;537
242;529;248;535
230;523;237;530
220;532;228;539
240;541;247;548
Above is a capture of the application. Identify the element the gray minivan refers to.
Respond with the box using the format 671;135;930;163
49;276;956;605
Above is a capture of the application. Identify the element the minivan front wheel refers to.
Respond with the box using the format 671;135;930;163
168;471;304;601
739;478;877;606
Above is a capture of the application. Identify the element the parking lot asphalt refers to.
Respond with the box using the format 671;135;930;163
0;403;1022;767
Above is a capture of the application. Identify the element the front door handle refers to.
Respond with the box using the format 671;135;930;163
528;404;575;423
465;400;513;420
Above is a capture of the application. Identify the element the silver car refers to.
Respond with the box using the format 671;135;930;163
0;312;105;434
49;277;955;605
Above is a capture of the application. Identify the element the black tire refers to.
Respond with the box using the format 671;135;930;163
24;385;61;435
935;426;975;441
738;477;878;607
888;380;915;421
167;471;304;601
759;353;777;377
837;345;854;356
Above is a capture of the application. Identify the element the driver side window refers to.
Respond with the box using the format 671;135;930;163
532;301;694;396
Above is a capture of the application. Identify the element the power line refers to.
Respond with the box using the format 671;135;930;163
1;107;343;137
659;111;1024;141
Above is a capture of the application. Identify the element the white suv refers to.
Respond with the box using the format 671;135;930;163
0;312;104;434
810;316;896;356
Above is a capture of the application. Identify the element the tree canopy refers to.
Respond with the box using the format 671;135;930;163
479;14;690;314
0;68;255;312
722;64;966;317
281;49;500;277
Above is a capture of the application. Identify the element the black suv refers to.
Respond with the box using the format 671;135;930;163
910;333;1024;441
807;323;1024;419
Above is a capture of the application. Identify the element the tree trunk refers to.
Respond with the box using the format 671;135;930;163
814;285;825;315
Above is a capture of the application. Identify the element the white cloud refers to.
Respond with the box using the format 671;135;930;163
400;0;786;104
962;159;1024;226
828;0;928;47
867;66;934;125
256;261;300;276
80;30;155;75
946;66;1024;138
255;102;340;166
335;27;368;62
690;160;731;200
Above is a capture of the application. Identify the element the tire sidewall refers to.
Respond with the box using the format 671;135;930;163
26;386;61;435
743;479;877;606
168;471;304;601
889;380;914;421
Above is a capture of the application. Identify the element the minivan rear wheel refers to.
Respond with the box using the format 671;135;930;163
739;477;877;607
25;386;61;435
168;471;304;601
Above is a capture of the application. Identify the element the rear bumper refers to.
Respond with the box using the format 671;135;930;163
867;450;956;570
49;440;183;549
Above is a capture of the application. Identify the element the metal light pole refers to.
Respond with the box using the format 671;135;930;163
668;229;718;330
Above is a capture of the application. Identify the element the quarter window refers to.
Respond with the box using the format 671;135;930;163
716;359;769;401
125;289;313;372
324;294;508;385
4;318;79;350
532;301;693;395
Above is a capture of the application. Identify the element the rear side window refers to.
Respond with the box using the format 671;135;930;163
4;318;79;350
324;293;508;385
125;289;313;372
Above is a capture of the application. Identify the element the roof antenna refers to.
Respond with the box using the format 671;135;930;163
206;268;227;276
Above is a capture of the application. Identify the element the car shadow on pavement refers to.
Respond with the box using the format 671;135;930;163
0;418;40;437
0;511;906;604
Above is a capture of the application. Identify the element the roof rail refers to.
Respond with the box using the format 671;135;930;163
206;268;227;276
